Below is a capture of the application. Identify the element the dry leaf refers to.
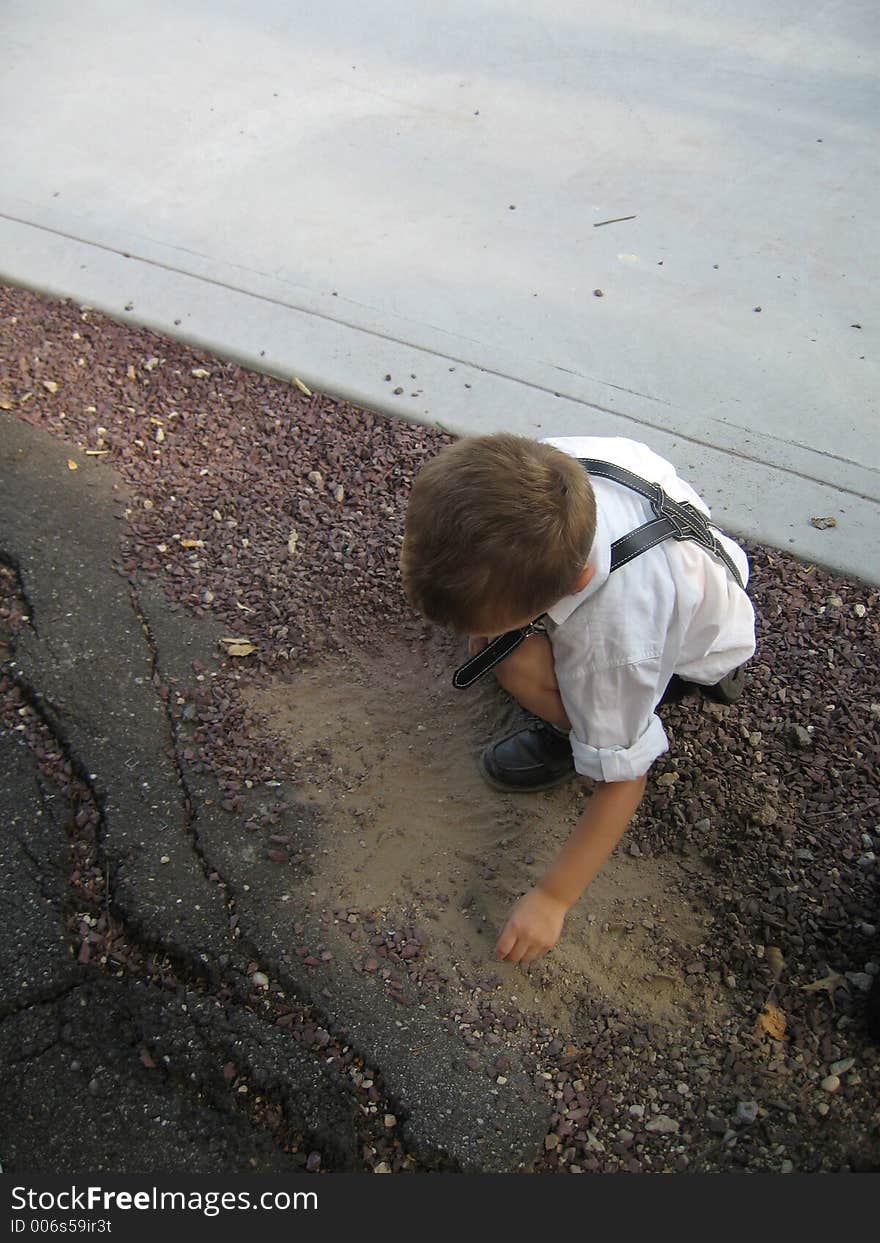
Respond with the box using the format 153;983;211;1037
803;970;847;999
293;376;312;396
67;459;78;471
755;1002;786;1040
220;637;256;657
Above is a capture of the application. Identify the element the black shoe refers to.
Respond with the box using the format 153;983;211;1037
702;663;747;705
479;719;575;792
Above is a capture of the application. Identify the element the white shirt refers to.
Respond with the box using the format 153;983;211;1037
541;437;756;783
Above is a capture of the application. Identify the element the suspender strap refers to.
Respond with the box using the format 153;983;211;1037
452;457;746;688
451;617;548;689
578;459;746;590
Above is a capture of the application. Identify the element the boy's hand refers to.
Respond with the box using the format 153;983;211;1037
495;886;568;965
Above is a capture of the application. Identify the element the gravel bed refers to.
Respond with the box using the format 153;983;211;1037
1;284;879;1173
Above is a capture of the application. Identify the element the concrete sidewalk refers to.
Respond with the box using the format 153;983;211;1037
1;0;877;580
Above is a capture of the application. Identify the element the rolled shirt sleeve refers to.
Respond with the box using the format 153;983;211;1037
570;711;668;782
557;655;670;783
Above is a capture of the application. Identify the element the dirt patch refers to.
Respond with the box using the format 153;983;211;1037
244;636;724;1034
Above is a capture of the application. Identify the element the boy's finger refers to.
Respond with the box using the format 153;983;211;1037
495;924;517;959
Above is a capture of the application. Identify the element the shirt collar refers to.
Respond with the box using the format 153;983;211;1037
546;504;611;625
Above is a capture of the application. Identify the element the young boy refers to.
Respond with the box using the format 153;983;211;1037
401;433;756;967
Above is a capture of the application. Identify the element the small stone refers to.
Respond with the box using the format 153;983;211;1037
816;1102;830;1116
846;972;873;992
593;289;604;297
853;603;867;618
780;1159;794;1174
544;1132;560;1150
393;387;404;395
645;1114;679;1134
857;853;875;869
333;485;345;503
657;772;678;786
159;855;171;864
820;1075;840;1093
827;594;843;607
790;725;812;748
305;1152;321;1172
829;1058;855;1077
735;1100;759;1125
384;1114;397;1128
629;843;642;858
373;1162;392;1173
251;971;269;989
628;1104;645;1118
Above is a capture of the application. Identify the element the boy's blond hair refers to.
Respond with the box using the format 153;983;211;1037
401;433;596;633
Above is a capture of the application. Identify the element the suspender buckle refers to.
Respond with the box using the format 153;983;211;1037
650;484;719;554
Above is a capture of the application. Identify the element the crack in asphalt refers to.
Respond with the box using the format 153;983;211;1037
128;584;242;930
0;978;85;1029
0;548;39;639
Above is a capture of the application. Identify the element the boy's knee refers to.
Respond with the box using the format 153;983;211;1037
494;633;557;693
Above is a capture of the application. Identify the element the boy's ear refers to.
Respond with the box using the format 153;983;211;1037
572;563;595;592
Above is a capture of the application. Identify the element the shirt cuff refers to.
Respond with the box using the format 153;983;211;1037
570;713;668;782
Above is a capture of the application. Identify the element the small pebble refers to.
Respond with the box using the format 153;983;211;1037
820;1075;840;1093
846;972;873;992
829;1058;855;1077
645;1114;679;1134
735;1100;759;1125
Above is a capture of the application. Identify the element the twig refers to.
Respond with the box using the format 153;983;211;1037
593;215;637;227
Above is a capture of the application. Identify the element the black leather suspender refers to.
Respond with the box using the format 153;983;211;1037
580;459;745;588
452;457;746;689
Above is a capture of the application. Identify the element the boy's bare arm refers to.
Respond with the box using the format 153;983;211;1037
495;773;648;965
